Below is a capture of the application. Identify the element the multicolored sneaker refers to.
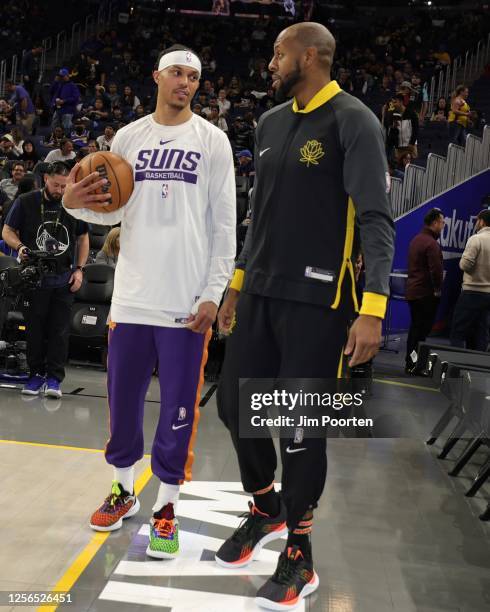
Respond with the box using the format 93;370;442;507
21;374;45;396
255;545;319;610
146;503;179;559
89;481;140;532
215;499;287;568
44;377;62;399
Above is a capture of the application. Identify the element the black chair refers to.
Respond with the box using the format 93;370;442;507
381;269;407;352
69;264;114;364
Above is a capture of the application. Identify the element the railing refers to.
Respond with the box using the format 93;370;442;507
391;125;490;219
427;32;490;116
0;0;117;96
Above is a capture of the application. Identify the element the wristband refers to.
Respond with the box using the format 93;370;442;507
75;265;84;272
17;243;26;252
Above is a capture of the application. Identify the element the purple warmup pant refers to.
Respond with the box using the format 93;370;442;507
105;323;211;485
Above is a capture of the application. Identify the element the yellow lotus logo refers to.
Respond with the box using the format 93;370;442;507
299;139;325;167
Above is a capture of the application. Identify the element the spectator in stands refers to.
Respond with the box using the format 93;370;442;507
0;99;15;135
249;58;269;91
5;127;25;158
86;98;111;125
201;47;217;75
106;82;121;109
134;105;147;120
20;140;40;171
433;45;451;66
76;53;106;93
450;210;490;351
353;68;374;97
197;91;210;110
1;175;37;224
208;106;228;132
121;85;140;112
405;208;445;374
50;69;81;133
46;126;65;149
93;84;112;109
228;75;242;99
95;227;120;267
112;106;127;125
409;74;429;121
203;80;215;98
228;116;254;154
96;125;116;151
86;139;99;154
20;44;43;95
244;111;257;130
392;152;412;179
0;161;26;201
430;97;449;122
192;103;204;117
337;68;354;93
217;89;231;116
448;85;472;147
0;137;16;173
70;120;91;150
5;80;36;134
389;93;419;161
44;139;76;164
235;149;254;177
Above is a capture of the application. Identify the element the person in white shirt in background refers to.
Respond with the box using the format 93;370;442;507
44;139;76;163
217;88;231;116
96;125;116;151
62;44;236;559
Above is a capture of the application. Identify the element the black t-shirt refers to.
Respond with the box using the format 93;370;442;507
5;189;89;287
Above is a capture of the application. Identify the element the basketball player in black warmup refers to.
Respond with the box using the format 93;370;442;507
215;23;395;610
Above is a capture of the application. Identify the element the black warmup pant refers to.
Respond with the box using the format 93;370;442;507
23;285;74;381
450;291;490;352
406;296;440;367
217;292;352;530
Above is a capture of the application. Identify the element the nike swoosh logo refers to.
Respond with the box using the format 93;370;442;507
259;147;271;157
172;423;189;430
286;447;307;454
160;139;175;146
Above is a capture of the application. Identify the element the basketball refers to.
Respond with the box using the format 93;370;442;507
75;151;133;213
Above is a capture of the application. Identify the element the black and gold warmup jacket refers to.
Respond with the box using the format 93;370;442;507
230;80;395;319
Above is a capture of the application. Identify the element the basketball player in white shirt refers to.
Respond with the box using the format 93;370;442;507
63;45;236;558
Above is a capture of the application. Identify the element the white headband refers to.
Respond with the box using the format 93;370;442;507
158;50;202;76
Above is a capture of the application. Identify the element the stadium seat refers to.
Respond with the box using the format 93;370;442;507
69;263;114;364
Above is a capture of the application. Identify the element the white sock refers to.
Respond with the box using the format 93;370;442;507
152;482;180;513
113;466;135;494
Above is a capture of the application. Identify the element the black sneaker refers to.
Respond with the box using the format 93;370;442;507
255;545;319;610
215;500;287;568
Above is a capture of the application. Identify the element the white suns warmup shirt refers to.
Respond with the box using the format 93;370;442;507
64;113;236;327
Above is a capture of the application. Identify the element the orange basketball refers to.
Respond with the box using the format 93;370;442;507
75;151;133;213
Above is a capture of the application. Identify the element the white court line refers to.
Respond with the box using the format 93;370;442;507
100;581;305;611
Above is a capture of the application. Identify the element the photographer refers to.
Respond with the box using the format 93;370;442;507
1;162;89;398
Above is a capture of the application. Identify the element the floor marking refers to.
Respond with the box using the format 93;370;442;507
115;526;280;577
68;387;85;395
0;439;151;457
100;580;300;611
37;465;153;612
199;383;217;406
373;378;440;393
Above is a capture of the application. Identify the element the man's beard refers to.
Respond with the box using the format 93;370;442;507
274;62;303;103
45;186;62;201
